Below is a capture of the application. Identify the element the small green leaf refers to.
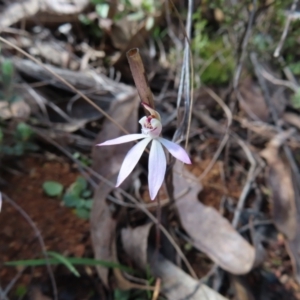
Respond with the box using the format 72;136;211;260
16;122;33;141
47;251;80;277
96;3;109;18
67;176;87;197
2;60;13;77
90;0;106;4
82;189;92;198
76;176;87;191
5;257;133;272
1;60;14;86
84;199;93;209
78;14;92;25
127;11;145;21
114;289;131;300
75;207;90;219
63;193;81;207
0;128;3;143
15;285;27;297
145;16;154;31
43;181;63;197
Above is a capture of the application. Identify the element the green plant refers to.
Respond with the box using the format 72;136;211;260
14;285;27;298
62;176;93;219
43;181;64;197
0;122;39;156
191;8;235;87
114;289;131;300
0;58;24;106
5;251;133;275
73;152;92;166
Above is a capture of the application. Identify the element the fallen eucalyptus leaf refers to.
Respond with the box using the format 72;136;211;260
260;131;297;240
174;161;255;274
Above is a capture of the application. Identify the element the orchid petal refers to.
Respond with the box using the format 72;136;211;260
97;134;146;146
158;138;191;164
148;139;166;200
116;137;152;187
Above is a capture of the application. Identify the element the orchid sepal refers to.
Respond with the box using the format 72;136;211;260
97;106;191;200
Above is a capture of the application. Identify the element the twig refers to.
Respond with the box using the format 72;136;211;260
169;0;194;146
152;278;161;300
260;67;298;92
155;195;161;257
2;194;58;300
3;269;24;297
274;0;299;57
198;88;232;181
184;0;194;151
231;137;257;228
233;0;257;89
0;285;9;300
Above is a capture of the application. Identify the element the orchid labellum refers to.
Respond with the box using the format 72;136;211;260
98;103;191;200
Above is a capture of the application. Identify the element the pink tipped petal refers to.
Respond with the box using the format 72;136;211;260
97;134;146;146
158;138;191;164
148;139;166;200
116;137;152;187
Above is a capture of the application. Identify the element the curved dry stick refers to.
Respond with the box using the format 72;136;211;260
2;194;58;300
274;0;299;57
233;0;257;89
231;137;257;228
198;88;232;182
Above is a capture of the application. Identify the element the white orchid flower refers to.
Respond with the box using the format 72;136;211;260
97;103;191;200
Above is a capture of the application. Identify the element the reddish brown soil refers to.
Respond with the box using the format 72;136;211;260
0;156;91;289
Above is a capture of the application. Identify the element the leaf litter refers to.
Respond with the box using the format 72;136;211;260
2;0;300;299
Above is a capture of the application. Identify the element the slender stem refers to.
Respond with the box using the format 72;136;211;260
126;48;155;109
155;195;161;257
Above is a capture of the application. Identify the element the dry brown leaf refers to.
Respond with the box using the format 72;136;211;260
260;132;297;240
174;161;255;274
239;79;269;122
0;0;89;29
260;131;300;283
90;94;139;287
121;223;152;269
121;223;228;300
90;183;117;288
